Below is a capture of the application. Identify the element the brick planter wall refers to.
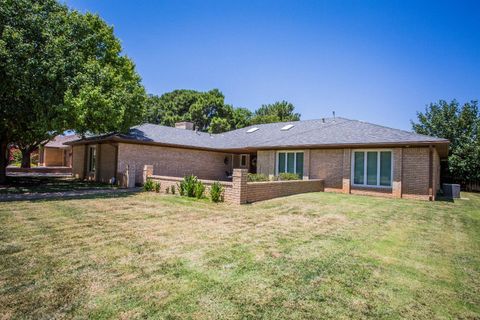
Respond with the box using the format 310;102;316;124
246;179;324;203
148;175;235;203
146;168;324;204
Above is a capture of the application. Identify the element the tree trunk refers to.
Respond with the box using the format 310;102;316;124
21;149;31;168
0;140;7;184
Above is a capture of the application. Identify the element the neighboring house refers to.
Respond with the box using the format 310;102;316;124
39;134;81;167
66;118;449;200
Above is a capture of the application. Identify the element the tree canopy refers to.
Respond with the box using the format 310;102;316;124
0;0;146;178
412;100;480;183
251;100;301;125
144;91;300;133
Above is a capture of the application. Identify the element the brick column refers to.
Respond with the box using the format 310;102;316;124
392;148;403;198
342;149;351;194
125;164;136;188
143;165;153;185
303;149;310;180
232;168;248;204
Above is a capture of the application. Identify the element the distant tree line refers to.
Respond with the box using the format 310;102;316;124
143;89;300;133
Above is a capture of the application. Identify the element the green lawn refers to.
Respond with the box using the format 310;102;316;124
0;192;479;319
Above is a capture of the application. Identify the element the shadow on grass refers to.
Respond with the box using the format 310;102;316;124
435;196;455;203
32;190;141;202
0;176;115;195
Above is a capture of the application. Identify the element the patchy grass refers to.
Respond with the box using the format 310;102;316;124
0;176;115;194
0;192;479;319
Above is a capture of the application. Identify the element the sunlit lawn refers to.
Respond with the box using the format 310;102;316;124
0;191;479;319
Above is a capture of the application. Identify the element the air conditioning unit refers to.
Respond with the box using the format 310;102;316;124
443;183;460;198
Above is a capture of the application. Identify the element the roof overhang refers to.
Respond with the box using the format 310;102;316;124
66;135;449;158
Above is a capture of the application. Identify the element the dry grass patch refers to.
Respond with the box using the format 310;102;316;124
0;191;479;319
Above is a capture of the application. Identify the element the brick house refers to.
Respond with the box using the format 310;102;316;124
39;134;81;167
66;118;449;201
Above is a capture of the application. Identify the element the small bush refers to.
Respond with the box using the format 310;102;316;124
194;181;205;199
277;172;301;181
210;181;224;203
179;175;198;197
154;182;161;193
170;185;176;195
143;178;155;191
247;173;269;182
165;187;170;194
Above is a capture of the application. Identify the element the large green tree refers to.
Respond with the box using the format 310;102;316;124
144;89;253;133
412;99;480;183
251;100;301;124
0;0;146;180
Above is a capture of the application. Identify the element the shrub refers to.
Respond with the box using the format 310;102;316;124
210;181;224;203
165;187;170;194
194;181;205;199
154;182;161;193
179;175;198;197
143;178;155;191
170;185;176;195
247;173;269;182
10;149;21;166
277;172;301;181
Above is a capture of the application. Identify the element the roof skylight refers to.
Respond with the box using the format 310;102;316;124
246;127;259;133
281;124;294;131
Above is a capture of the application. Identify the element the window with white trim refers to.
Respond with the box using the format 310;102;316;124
276;151;304;177
352;150;392;187
88;146;96;172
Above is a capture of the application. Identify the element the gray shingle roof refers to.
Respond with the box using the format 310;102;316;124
72;117;447;150
45;134;82;148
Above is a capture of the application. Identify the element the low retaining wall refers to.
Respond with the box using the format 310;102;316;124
7;166;72;174
247;179;324;203
145;167;324;204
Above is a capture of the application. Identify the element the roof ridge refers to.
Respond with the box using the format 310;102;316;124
251;118;352;146
350;119;448;140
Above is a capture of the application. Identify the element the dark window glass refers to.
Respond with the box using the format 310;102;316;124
380;152;392;186
354;152;364;184
278;152;286;173
367;152;378;185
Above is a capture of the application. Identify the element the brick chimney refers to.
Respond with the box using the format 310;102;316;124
175;121;194;130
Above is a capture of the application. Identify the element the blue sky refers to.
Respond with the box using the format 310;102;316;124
65;0;479;130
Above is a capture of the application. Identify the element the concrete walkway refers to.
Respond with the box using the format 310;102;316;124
0;188;141;202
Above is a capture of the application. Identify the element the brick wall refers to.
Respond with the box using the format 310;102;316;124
44;147;64;166
433;148;440;197
148;175;235;202
309;149;343;190
402;147;430;199
257;150;276;179
72;145;85;179
257;146;442;201
98;143;117;183
246;179;324;203
117;143;232;185
147;168;324;204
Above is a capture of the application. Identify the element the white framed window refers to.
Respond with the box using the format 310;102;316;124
88;146;96;172
240;154;248;167
351;150;392;187
276;151;304;177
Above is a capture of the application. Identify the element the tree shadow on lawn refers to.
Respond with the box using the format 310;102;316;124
0;176;115;194
30;190;139;202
